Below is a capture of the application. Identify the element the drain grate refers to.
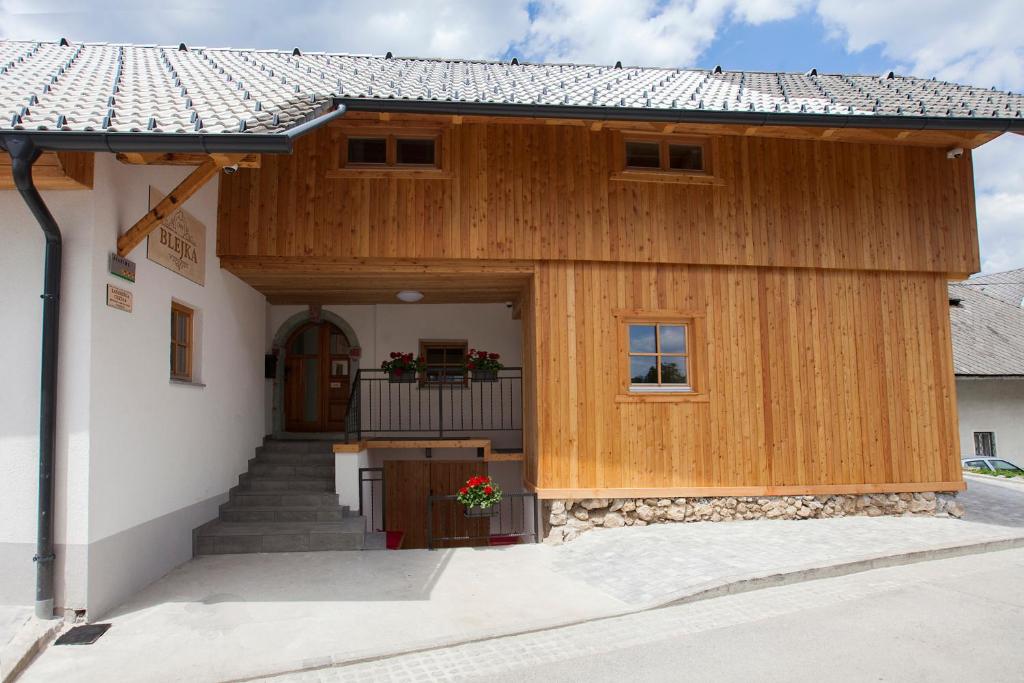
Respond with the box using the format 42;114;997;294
55;623;112;645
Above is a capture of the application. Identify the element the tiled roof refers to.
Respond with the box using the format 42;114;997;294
949;276;1024;376
2;40;1024;137
958;268;1024;309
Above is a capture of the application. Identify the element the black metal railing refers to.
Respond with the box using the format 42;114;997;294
344;367;522;440
358;467;385;534
426;492;539;550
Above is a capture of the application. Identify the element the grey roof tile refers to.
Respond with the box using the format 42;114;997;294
949;273;1024;376
2;39;1023;136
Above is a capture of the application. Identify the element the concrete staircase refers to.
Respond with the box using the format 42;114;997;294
193;439;379;555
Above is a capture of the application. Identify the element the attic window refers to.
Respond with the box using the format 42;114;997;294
616;133;714;183
341;132;439;169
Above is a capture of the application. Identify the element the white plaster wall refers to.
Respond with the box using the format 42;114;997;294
84;155;267;617
956;377;1024;462
0;184;93;607
267;303;521;369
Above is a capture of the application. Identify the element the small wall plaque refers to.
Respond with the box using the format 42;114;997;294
106;283;133;312
108;253;136;282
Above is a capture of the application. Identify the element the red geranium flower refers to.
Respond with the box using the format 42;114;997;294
484;486;493;495
459;487;468;495
489;353;499;360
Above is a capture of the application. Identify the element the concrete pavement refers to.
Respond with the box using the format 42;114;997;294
19;516;1024;683
280;547;1024;682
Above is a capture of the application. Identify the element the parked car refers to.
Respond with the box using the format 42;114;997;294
962;457;1024;475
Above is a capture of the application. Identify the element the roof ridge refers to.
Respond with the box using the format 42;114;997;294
0;38;915;79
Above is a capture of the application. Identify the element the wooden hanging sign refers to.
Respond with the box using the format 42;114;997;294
146;186;206;286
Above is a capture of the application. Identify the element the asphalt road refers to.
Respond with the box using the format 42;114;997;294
489;548;1024;683
274;547;1024;682
959;474;1024;527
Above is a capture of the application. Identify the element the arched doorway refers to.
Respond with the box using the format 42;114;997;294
283;321;351;432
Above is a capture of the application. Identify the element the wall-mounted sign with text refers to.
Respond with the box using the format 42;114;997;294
106;283;133;312
108;252;136;282
146;186;206;286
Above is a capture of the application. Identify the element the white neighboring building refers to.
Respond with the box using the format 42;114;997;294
949;270;1024;465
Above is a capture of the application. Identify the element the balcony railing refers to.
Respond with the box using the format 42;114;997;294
344;367;522;440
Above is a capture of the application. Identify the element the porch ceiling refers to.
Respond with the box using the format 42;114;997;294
220;257;531;305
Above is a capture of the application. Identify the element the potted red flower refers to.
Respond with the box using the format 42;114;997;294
381;352;425;383
456;474;503;517
463;349;503;382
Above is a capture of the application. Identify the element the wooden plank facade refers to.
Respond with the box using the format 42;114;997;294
217;115;978;497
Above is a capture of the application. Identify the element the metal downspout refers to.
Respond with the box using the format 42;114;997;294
5;136;61;620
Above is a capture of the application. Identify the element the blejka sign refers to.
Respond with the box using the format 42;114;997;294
146;186;206;286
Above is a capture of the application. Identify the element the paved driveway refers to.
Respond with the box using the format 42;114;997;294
960;474;1024;527
20;516;1024;683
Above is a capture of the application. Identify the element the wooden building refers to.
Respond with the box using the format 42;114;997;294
3;40;1022;615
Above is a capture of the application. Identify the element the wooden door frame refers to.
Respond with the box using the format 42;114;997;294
283;321;351;432
271;310;362;436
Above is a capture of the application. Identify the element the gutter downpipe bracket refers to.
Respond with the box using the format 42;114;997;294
4;135;61;620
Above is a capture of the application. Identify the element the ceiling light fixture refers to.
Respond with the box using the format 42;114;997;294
396;290;424;303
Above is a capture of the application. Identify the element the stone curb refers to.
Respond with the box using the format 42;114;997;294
227;531;1024;683
964;472;1024;489
0;617;65;683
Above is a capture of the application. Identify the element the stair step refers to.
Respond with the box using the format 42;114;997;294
219;505;355;523
228;489;341;507
248;462;335;478
255;450;335;465
195;519;365;555
259;440;335;454
238;475;334;492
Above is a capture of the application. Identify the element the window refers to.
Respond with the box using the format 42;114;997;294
623;136;706;174
170;302;194;381
628;323;690;391
347;137;387;164
990;460;1023;473
342;133;438;168
974;431;996;457
963;460;988;470
419;340;468;385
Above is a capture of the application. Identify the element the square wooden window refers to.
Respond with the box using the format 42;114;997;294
419;340;468;386
170;302;194;381
347;137;387;164
614;311;706;403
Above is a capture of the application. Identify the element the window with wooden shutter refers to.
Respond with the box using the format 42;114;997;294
170;302;194;381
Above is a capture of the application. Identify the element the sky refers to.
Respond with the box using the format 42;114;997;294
2;0;1022;272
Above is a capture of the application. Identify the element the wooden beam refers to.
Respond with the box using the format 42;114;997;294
590;121;605;132
116;152;261;168
116;159;224;256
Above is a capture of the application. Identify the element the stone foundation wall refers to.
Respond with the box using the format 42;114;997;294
544;493;964;544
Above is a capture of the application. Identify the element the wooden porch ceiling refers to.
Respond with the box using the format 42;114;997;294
220;257;532;305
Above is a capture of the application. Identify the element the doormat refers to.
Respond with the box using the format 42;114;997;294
55;623;112;645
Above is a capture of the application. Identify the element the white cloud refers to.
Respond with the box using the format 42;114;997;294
0;1;531;60
816;0;1024;89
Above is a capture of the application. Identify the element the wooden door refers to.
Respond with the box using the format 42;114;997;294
429;461;489;549
383;460;489;549
283;322;350;432
384;460;432;549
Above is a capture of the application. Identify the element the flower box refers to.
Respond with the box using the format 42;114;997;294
471;369;498;382
463;504;500;518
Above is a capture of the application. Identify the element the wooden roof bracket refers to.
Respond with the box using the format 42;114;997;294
116;155;242;256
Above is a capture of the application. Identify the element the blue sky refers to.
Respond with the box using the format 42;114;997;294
2;0;1021;272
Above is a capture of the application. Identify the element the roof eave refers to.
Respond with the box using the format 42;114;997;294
0;105;348;154
335;97;1024;133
